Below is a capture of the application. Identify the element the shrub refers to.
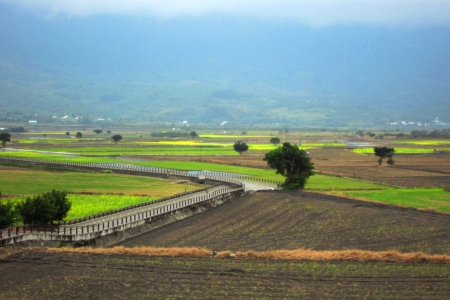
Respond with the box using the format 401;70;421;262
0;200;17;228
16;190;71;225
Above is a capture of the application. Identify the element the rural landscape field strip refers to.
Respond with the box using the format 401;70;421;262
0;152;390;190
341;188;450;213
0;169;197;196
1;249;449;299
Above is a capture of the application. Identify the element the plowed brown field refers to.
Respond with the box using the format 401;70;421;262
1;249;449;299
119;191;450;254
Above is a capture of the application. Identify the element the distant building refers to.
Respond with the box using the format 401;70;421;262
28;120;37;125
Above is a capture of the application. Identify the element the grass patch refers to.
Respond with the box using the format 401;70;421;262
64;194;160;220
341;188;450;213
0;169;198;196
21;146;239;156
307;175;388;191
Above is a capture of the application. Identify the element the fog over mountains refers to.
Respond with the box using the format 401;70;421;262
0;1;449;127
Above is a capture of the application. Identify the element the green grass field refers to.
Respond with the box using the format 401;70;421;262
0;169;197;196
18;146;239;156
307;175;388;191
64;194;160;220
353;148;450;154
340;188;450;213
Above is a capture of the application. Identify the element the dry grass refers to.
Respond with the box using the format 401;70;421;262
238;249;450;263
44;246;450;263
47;246;211;258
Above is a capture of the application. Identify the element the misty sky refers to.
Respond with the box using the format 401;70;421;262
0;0;449;97
2;0;450;27
0;1;449;122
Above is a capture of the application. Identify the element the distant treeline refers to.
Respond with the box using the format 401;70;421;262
7;127;26;133
395;129;450;139
151;132;190;138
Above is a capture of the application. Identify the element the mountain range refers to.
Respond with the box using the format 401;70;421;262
0;4;449;127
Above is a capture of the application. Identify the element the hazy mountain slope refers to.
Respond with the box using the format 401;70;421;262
0;5;449;126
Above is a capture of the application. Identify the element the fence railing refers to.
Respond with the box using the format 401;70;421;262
0;185;244;245
0;155;282;186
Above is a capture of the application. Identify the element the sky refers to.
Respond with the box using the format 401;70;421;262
1;0;450;27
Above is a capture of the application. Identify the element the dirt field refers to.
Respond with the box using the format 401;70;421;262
119;191;450;254
1;249;449;299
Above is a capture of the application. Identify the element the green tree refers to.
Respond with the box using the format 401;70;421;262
112;134;122;144
270;137;280;145
65;131;70;136
93;129;103;134
0;132;11;147
233;141;249;155
0;200;17;228
263;142;314;190
189;131;198;138
374;146;395;165
16;190;71;225
76;132;82;138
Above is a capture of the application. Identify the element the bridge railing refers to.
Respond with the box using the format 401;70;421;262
0;155;246;246
0;185;244;246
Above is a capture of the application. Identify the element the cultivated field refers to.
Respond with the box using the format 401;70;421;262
1;249;449;299
119;191;450;254
2;129;450;299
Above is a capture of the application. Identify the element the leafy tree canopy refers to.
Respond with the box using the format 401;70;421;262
76;132;82;138
16;190;71;225
374;146;395;165
270;137;280;145
112;134;122;144
0;132;11;147
189;131;198;138
233;141;249;155
264;142;314;190
93;129;103;134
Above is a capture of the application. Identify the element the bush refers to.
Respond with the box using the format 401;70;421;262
0;200;17;228
16;190;71;225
